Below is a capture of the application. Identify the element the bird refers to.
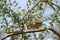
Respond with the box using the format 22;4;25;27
23;19;42;30
30;21;42;29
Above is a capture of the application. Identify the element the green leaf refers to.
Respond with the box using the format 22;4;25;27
9;3;12;5
0;4;5;9
18;7;21;9
33;0;36;1
44;27;48;31
49;22;53;26
28;0;30;3
15;3;18;6
22;9;25;11
27;34;31;37
13;1;16;3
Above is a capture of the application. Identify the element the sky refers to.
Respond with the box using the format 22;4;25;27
1;0;60;40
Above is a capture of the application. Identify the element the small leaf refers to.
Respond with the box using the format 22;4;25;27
44;27;48;31
22;9;25;11
13;1;16;3
33;0;36;1
27;34;31;37
15;3;18;6
28;0;30;3
9;3;12;5
18;7;21;9
49;22;53;26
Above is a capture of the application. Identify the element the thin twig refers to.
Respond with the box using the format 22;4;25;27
23;0;40;19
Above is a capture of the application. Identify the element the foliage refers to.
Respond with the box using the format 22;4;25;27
0;0;60;40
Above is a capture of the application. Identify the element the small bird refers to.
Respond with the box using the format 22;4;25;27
31;21;42;29
23;19;42;30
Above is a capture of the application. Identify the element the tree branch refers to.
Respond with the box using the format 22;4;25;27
23;0;40;18
27;0;40;12
47;1;60;10
50;28;60;37
47;2;55;10
0;27;60;40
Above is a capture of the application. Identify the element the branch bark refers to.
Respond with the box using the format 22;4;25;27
0;27;60;40
50;28;60;37
27;0;40;12
23;0;40;18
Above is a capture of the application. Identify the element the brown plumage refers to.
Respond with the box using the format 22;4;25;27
27;21;42;29
31;21;42;29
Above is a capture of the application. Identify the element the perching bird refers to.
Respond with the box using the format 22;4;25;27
25;18;42;29
23;19;42;30
30;21;42;29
